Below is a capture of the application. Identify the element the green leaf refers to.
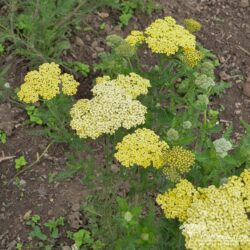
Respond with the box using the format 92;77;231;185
15;156;27;171
30;225;47;241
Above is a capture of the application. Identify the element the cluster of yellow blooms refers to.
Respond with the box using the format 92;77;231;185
157;169;250;250
70;84;147;139
163;146;195;182
126;16;196;56
183;18;202;33
115;128;169;169
156;180;197;222
180;47;203;68
18;63;79;103
125;30;145;46
145;16;196;56
95;73;151;99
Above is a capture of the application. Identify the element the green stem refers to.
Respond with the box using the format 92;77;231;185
126;57;133;71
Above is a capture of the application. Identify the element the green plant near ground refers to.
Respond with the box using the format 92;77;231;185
44;217;65;239
15;155;27;171
23;213;104;250
0;130;7;144
67;229;105;250
25;105;43;125
0;0;121;67
115;197;157;249
118;0;159;27
69;61;90;77
26;94;84;148
24;215;66;250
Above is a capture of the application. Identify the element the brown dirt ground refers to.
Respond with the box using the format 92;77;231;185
0;0;250;249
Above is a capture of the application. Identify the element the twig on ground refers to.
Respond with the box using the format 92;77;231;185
8;143;52;184
0;152;16;163
238;45;250;57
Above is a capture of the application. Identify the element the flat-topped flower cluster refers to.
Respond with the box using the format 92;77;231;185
157;169;250;250
18;63;80;103
70;73;151;139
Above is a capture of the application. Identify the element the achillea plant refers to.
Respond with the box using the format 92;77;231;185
18;63;79;103
125;30;145;47
126;16;196;56
94;73;151;99
156;179;197;222
115;128;169;169
70;82;147;139
157;169;250;250
180;47;203;68
163;146;195;182
183;18;202;33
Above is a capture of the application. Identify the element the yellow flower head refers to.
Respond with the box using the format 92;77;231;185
144;16;196;56
95;75;111;84
125;30;145;46
156;179;197;222
70;85;147;139
60;73;79;96
157;170;250;250
182;184;250;250
18;63;80;103
94;73;151;99
164;146;195;175
183;18;202;33
115;128;169;169
181;47;203;67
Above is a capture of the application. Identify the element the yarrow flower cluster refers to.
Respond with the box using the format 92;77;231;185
182;121;192;129
156;180;198;222
195;94;209;110
181;48;203;68
94;73;151;99
126;17;196;56
18;63;79;103
115;128;169;169
213;138;232;158
183;18;202;33
125;30;145;46
157;169;250;250
166;128;179;141
70;85;147;139
195;74;215;91
144;16;196;56
163;146;195;182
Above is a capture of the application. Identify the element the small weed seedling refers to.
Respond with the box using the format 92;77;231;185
26;105;43;125
26;215;65;250
67;229;105;250
15;156;27;171
70;61;90;77
0;130;7;144
44;217;65;239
